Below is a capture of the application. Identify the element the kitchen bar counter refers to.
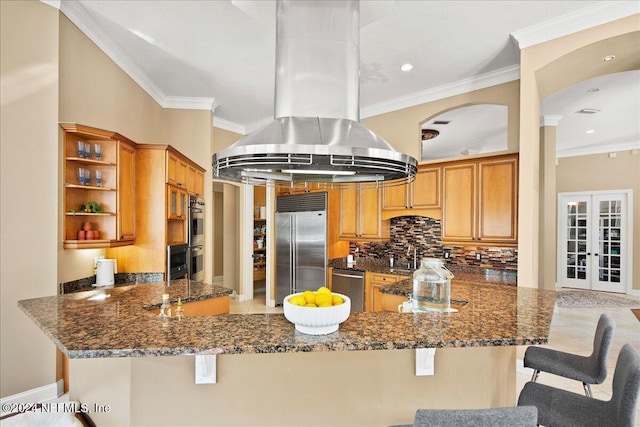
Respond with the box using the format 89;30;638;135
19;277;555;359
328;257;517;286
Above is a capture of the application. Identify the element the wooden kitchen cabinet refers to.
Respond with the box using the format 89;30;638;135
382;166;441;219
339;186;389;240
167;185;187;221
117;141;136;241
365;272;408;312
442;154;518;244
187;165;204;197
167;151;188;188
61;123;136;249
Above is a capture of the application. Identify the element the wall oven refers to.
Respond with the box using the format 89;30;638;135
167;243;188;280
188;196;205;247
189;245;204;282
188;195;205;281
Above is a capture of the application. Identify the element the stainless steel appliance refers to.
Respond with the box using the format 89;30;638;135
188;196;205;247
188;195;205;281
331;269;364;312
167;243;188;281
276;192;327;305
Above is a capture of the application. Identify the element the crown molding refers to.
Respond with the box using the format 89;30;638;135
557;140;640;158
511;1;640;49
212;116;273;134
212;117;246;135
55;0;217;112
540;115;564;127
163;96;216;111
360;65;520;119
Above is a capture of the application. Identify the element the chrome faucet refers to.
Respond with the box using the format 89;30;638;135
407;244;417;269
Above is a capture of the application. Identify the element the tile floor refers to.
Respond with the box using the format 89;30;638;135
232;292;640;425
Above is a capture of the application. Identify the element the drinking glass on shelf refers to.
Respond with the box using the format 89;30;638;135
83;142;91;159
95;170;102;187
94;144;102;160
76;141;85;157
77;167;89;185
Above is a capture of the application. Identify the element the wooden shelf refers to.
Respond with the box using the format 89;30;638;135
65;212;115;216
65;157;116;166
63;238;134;249
65;183;115;191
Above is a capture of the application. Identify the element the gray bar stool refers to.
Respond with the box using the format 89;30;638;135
518;343;640;427
390;406;538;427
524;312;615;396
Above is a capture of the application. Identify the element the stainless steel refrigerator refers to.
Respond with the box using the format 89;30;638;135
276;192;327;305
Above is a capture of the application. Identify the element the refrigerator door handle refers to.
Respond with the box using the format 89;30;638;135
290;215;295;295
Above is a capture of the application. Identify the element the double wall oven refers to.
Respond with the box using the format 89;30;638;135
188;195;205;281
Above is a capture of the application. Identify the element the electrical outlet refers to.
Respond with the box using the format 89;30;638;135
443;248;451;259
475;253;482;262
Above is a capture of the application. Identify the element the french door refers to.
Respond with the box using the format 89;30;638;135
558;191;631;293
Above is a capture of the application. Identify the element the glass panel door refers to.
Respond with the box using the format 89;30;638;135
591;194;626;293
559;195;590;289
558;192;629;293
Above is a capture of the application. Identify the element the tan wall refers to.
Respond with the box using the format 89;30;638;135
57;14;212;284
211;127;243;292
70;346;515;426
518;16;639;288
557;151;640;291
363;80;520;163
0;0;60;397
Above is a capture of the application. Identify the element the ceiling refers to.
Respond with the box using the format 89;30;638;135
53;0;639;159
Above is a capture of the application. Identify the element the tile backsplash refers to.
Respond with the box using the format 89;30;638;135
348;216;517;271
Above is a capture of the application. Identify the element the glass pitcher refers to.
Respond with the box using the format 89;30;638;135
412;258;454;312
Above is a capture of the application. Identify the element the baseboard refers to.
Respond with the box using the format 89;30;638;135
0;380;64;416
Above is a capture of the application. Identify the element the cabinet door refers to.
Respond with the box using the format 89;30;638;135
478;157;517;242
359;188;385;239
117;142;136;240
442;163;476;241
167;153;187;187
194;169;204;196
412;167;440;208
339;188;358;238
383;184;409;209
187;164;197;195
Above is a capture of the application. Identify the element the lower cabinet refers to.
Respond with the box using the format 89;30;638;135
365;272;408;312
150;296;230;317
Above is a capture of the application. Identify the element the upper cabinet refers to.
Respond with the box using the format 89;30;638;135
442;154;518;244
339;187;389;241
167;149;204;196
61;123;136;249
117;141;136;241
382;165;441;219
167;152;188;189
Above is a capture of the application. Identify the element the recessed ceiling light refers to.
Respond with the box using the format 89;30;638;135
400;63;413;72
585;130;595;134
602;54;616;62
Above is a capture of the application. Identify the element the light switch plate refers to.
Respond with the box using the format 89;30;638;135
195;354;217;384
415;348;436;376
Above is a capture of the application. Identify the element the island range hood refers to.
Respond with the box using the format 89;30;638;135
212;0;417;188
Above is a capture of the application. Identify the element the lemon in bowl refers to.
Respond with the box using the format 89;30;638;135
283;289;350;335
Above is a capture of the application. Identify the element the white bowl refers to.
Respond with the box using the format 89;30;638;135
283;292;351;335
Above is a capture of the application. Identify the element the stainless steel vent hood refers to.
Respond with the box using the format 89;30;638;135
212;0;417;188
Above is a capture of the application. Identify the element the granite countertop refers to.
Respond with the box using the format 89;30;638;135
19;275;556;359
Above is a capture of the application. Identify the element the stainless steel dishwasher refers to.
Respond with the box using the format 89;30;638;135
331;269;365;312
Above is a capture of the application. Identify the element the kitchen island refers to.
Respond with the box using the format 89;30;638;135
19;278;555;426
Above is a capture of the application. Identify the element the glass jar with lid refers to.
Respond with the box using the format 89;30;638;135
412;258;455;312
